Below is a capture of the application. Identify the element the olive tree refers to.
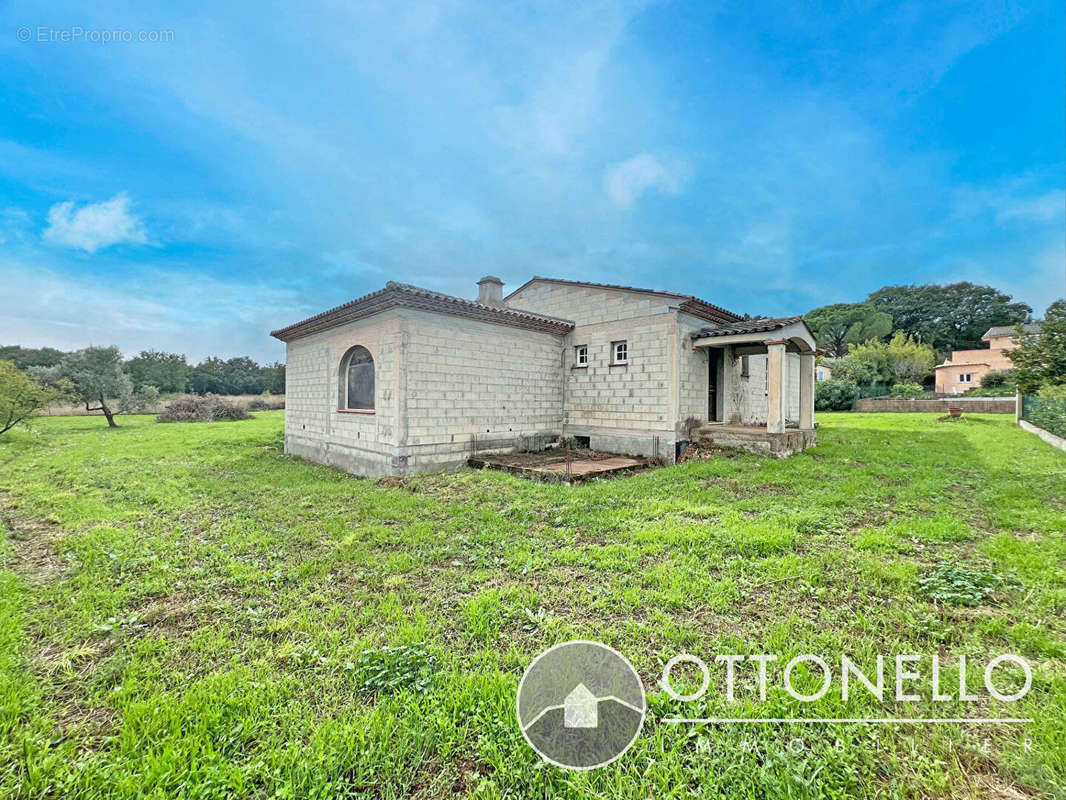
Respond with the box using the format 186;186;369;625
33;346;158;427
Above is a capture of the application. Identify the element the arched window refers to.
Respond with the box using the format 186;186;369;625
340;345;374;411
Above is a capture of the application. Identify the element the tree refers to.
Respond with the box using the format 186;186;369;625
867;283;1031;354
846;339;894;384
188;357;228;394
34;346;157;427
126;350;190;393
0;345;66;370
886;331;937;384
260;361;286;394
1009;299;1066;394
821;355;880;386
188;356;274;395
805;303;893;358
0;361;66;435
222;357;265;394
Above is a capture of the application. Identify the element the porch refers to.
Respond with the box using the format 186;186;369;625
690;316;819;457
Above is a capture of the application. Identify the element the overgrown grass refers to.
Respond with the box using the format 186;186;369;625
0;412;1063;798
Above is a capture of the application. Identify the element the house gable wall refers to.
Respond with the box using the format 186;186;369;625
507;281;676;326
508;281;679;459
284;310;405;477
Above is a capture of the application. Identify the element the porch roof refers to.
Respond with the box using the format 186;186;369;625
695;315;804;338
691;316;818;353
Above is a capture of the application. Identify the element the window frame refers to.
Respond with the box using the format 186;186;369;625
610;340;628;366
574;344;589;368
338;345;375;413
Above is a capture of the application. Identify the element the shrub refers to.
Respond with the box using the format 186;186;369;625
889;383;923;398
980;369;1014;389
158;394;251;423
1022;384;1066;439
1039;383;1066;400
815;379;859;411
964;385;1016;397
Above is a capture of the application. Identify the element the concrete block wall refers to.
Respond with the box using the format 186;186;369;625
562;314;678;459
402;310;565;471
678;313;711;427
513;282;680;460
855;397;1016;413
285;308;567;476
284;311;405;477
732;353;801;425
508;282;675;325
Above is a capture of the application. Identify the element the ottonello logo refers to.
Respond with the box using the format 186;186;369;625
516;640;646;770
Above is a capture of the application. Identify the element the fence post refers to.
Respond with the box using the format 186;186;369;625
1015;392;1022;425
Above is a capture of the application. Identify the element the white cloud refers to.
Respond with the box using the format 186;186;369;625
995;190;1066;224
0;258;295;362
43;193;147;253
604;154;688;210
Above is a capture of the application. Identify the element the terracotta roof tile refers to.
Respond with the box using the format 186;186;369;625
271;281;574;341
695;316;805;338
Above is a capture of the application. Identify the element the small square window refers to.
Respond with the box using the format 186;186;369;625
574;345;588;367
611;340;628;365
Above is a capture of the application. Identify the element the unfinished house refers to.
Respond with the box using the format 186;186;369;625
270;276;818;477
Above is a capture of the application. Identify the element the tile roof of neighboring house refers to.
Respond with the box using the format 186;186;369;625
504;276;743;325
694;315;806;338
982;322;1041;339
271;281;575;341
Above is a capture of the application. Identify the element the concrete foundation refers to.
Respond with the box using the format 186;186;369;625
696;424;817;458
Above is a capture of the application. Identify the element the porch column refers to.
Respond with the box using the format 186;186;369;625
720;345;734;423
766;341;787;434
799;352;815;430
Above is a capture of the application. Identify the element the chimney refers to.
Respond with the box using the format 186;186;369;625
477;275;504;306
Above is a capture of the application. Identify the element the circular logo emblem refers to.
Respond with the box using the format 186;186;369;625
516;640;646;770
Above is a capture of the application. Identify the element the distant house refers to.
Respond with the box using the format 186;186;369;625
934;323;1039;394
271;276;819;477
816;364;832;382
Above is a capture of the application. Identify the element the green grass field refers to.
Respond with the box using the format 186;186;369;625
1;412;1064;799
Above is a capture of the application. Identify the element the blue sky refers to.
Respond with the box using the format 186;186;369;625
1;0;1063;363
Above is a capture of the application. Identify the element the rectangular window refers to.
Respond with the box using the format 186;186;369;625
741;355;750;378
611;340;628;365
574;345;588;367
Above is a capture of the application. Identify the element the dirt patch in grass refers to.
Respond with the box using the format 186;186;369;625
377;475;420;490
0;494;67;584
